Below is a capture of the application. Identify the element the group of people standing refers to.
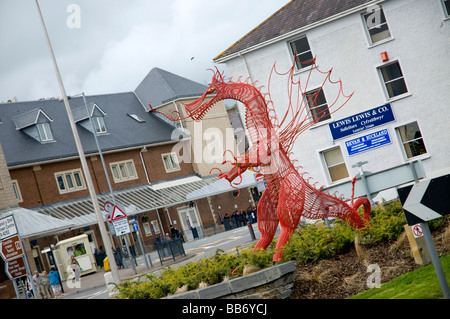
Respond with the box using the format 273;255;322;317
223;205;257;230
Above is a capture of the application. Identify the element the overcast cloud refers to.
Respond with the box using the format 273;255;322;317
0;0;288;102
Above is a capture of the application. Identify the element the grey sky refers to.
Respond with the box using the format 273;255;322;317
0;0;288;102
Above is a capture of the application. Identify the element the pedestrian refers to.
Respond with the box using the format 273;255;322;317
70;255;81;282
48;267;63;298
24;275;33;299
170;224;177;238
33;270;44;299
94;245;105;268
40;271;54;299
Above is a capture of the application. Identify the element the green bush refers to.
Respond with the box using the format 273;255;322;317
367;199;406;242
114;200;412;298
114;246;276;299
281;199;408;264
280;221;355;264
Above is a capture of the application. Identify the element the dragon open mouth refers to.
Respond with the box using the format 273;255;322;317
182;86;216;121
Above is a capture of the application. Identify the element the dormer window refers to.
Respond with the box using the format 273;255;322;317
37;123;53;142
12;108;54;143
73;103;107;135
92;116;107;134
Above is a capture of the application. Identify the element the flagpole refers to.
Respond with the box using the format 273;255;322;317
34;0;120;285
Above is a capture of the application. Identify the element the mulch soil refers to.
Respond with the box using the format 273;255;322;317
290;220;450;299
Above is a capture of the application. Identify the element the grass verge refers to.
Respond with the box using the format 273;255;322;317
349;254;450;299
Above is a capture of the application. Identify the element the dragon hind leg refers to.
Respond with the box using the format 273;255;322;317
253;187;279;252
273;174;304;262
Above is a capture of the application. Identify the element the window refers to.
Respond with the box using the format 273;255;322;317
92;116;107;134
443;0;450;17
11;180;23;203
55;169;85;194
162;153;180;172
66;243;87;259
322;147;349;182
305;88;331;123
37;123;53;142
110;160;137;183
150;220;160;234
289;36;314;70
379;61;408;99
363;6;391;44
396;122;427;159
127;113;146;123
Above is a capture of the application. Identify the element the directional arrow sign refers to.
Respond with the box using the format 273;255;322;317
398;174;450;226
0;235;23;261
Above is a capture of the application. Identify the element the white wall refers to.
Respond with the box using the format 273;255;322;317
220;0;450;198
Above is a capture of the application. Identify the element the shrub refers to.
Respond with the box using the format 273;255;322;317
114;200;411;298
114;246;277;299
281;221;355;264
281;199;408;264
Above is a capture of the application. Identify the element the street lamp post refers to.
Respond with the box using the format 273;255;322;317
34;0;120;284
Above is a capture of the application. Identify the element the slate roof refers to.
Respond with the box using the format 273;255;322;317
12;108;53;130
0;67;211;167
214;0;374;61
0;91;178;167
135;67;209;111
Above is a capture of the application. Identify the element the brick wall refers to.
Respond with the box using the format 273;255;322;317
9;143;196;207
0;143;18;209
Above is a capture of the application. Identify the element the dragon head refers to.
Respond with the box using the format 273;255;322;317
182;69;226;121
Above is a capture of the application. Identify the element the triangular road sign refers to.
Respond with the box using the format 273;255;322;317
110;205;127;221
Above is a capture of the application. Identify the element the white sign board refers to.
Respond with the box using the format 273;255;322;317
0;215;18;241
412;224;424;239
113;218;131;236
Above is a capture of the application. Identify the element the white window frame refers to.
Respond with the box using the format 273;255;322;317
320;147;350;183
150;220;161;235
377;60;409;101
442;0;450;18
161;152;180;173
92;116;107;134
395;121;428;161
110;159;138;183
362;6;392;46
55;169;86;194
304;88;331;124
11;180;23;203
37;123;53;142
288;36;314;71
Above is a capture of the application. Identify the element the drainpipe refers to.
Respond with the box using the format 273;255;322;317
172;101;184;131
140;146;151;185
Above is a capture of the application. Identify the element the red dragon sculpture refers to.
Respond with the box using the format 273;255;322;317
150;58;371;262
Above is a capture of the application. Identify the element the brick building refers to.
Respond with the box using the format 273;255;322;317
0;67;259;278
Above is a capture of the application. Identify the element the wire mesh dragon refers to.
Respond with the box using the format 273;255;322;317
150;58;371;262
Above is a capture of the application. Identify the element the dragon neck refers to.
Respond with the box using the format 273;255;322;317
216;82;273;132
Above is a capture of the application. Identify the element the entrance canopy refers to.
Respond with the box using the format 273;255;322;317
0;207;75;240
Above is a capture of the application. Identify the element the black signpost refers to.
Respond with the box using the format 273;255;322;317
397;173;450;299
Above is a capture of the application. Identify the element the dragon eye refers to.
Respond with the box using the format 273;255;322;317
207;87;215;93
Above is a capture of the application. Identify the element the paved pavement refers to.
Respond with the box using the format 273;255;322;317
60;225;262;299
60;253;194;299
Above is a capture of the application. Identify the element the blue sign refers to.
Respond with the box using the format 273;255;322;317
345;129;391;156
329;103;395;140
131;222;139;232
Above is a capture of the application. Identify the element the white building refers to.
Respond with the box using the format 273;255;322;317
214;0;450;202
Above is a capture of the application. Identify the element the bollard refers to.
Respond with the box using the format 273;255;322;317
104;272;119;297
247;221;256;241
